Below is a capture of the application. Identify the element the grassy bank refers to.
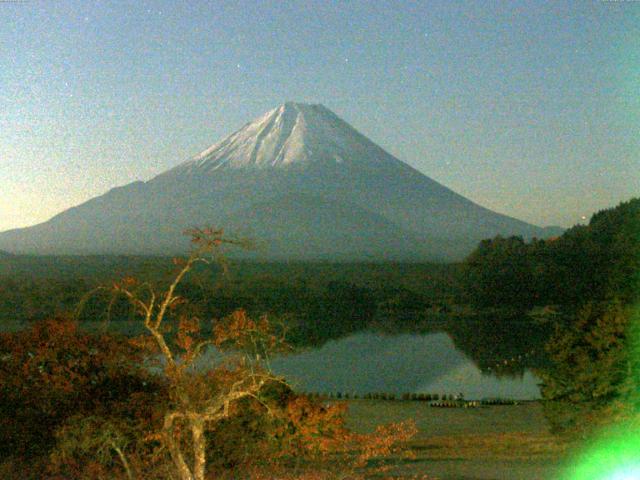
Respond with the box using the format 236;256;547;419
345;400;567;479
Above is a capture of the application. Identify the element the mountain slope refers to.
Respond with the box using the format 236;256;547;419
0;102;557;260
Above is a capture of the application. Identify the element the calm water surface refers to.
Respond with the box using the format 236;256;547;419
270;332;541;400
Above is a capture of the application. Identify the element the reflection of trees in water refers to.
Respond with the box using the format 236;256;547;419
363;311;553;378
288;305;554;378
440;312;552;377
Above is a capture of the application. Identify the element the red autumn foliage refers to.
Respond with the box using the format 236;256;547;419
0;318;163;478
0;229;420;479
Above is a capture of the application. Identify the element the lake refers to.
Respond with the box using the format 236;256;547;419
1;319;542;400
270;331;541;400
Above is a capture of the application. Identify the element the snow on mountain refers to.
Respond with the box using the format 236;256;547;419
176;102;395;172
0;102;557;260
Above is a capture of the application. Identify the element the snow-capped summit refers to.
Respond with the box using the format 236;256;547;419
176;102;395;173
0;103;558;260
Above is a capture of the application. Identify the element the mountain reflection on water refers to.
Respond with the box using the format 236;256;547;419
271;331;542;400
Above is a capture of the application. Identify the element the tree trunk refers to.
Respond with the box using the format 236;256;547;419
191;417;207;480
164;415;195;480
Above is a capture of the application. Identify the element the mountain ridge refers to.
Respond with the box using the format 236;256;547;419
0;102;560;260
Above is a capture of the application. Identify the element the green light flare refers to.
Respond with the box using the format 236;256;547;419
609;466;640;480
562;424;640;480
563;302;640;480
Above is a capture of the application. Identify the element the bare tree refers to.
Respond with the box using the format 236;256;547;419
112;228;285;480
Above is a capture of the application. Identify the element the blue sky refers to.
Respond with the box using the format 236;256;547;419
1;0;638;231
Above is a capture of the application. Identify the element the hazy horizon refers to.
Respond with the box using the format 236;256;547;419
2;1;638;232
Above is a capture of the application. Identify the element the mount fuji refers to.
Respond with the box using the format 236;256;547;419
0;102;559;261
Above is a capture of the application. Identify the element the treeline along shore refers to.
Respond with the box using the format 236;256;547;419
1;197;637;429
0;255;549;376
0;197;636;479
